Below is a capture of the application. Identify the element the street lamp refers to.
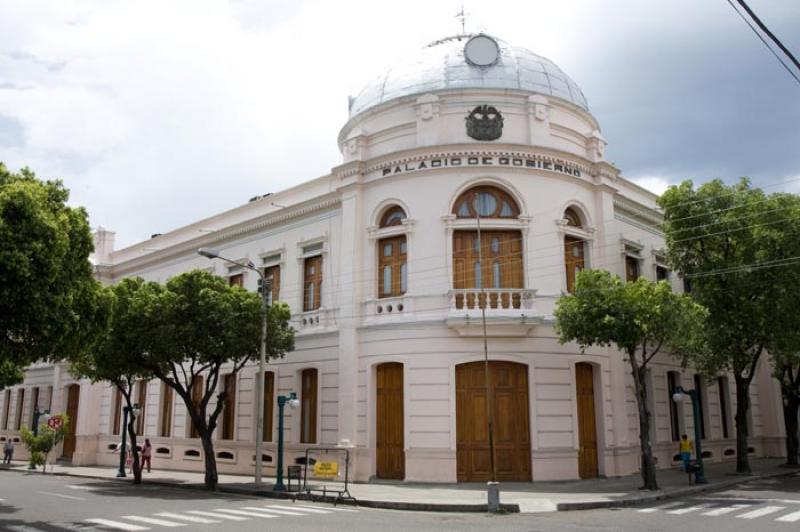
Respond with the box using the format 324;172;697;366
273;392;299;491
116;403;141;478
29;408;50;470
198;247;271;487
672;386;708;484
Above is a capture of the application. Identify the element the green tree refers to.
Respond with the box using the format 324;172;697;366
555;270;708;490
69;280;152;483
659;179;779;474
0;163;100;387
130;270;294;489
20;413;70;471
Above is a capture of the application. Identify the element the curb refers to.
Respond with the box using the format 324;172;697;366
555;468;799;511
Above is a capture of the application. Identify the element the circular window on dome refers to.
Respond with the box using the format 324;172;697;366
464;35;500;66
453;186;519;219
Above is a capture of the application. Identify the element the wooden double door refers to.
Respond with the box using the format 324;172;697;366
456;361;531;482
376;363;405;479
62;384;80;459
575;363;599;478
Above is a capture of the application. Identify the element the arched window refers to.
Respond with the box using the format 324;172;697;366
452;186;519;219
380;206;407;227
564;207;583;228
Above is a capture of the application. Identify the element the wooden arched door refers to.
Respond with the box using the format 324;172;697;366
62;384;80;459
575;363;599;478
376;363;404;479
456;361;531;482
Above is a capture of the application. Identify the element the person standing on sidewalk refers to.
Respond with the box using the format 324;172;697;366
3;440;13;464
141;439;152;473
679;434;694;471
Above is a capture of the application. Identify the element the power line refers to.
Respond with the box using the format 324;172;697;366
725;0;800;86
734;0;800;71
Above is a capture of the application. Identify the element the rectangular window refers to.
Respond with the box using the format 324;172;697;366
564;236;585;293
159;383;173;438
694;374;706;440
221;373;236;440
303;255;323;311
453;230;523;308
15;388;25;430
378;235;407;298
625;256;640;282
656;265;669;281
229;273;244;287
263;372;275;442
112;388;122;436
264;265;280;305
667;372;681;442
2;390;11;430
30;387;40;428
46;386;53;411
189;375;204;439
718;376;730;439
135;380;148;435
300;368;318;444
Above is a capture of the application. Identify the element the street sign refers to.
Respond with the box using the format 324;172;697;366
47;417;62;429
313;461;339;478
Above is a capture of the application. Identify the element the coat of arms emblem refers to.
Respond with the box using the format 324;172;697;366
466;105;503;141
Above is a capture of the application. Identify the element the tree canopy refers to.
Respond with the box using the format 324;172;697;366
555;269;708;490
0;163;102;388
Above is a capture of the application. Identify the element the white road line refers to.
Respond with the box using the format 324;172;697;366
297;503;358;512
154;512;221;524
701;504;751;516
66;485;95;491
213;508;277;518
267;504;332;514
5;525;48;532
776;509;800;522
35;490;85;501
84;518;150;531
242;506;304;516
667;504;711;515
637;502;684;513
121;515;186;527
737;506;786;519
186;510;248;521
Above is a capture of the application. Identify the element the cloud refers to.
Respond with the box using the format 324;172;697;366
629;176;672;196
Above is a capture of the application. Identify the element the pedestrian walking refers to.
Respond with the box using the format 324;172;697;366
679;433;693;471
141;438;152;473
3;439;13;464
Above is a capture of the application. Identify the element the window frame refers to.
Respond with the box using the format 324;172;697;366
452;185;520;219
377;235;407;298
303;255;323;311
300;368;318;444
159;382;173;438
221;373;237;441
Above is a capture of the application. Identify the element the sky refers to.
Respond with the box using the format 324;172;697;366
1;0;798;248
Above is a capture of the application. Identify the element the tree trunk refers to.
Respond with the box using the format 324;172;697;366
126;415;142;485
734;374;752;474
783;395;800;466
629;352;658;490
199;431;218;490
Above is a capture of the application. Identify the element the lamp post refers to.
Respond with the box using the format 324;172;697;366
198;247;270;488
273;392;299;491
28;408;50;470
116;403;141;478
672;386;708;484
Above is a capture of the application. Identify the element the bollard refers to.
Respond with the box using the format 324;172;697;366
487;481;500;513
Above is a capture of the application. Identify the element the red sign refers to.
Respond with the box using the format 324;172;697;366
47;417;62;429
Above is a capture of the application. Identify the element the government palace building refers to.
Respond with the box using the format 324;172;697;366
0;33;788;483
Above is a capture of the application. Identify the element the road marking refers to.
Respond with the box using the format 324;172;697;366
701;504;751;516
186;510;248;521
667;504;711;515
121;515;186;527
213;508;277;518
66;485;96;491
637;502;684;513
242;506;304;516
267;504;332;514
776;509;800;522
154;512;221;524
297;503;358;512
85;518;150;531
6;526;48;532
35;490;86;501
736;506;786;519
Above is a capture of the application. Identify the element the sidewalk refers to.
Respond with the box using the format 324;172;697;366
1;458;795;513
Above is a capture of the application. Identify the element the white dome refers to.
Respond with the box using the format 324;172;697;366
349;34;589;119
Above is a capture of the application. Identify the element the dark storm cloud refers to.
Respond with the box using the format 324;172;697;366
582;3;800;187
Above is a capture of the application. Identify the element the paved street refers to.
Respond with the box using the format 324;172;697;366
1;470;799;531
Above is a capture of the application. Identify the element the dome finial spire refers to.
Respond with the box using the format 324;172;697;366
455;3;469;35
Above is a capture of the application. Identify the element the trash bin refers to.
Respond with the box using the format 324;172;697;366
287;465;302;492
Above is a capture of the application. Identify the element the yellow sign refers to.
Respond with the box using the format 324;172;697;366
313;461;339;478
